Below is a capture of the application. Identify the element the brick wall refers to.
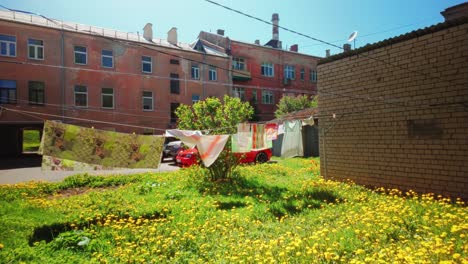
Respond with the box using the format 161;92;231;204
317;21;468;199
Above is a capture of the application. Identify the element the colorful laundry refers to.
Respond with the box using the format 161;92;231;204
232;123;253;153
265;123;279;140
277;124;285;135
281;120;303;158
252;123;268;149
166;129;229;167
165;129;202;148
40;120;164;169
42;155;114;171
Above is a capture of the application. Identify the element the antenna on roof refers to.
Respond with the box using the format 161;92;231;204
348;31;358;49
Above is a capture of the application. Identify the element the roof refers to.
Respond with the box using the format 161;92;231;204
199;30;322;60
0;10;227;57
268;107;319;123
318;16;468;65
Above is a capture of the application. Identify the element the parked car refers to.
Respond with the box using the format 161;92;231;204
176;147;272;167
162;138;183;161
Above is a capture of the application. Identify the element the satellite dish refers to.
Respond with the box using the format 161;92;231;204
348;31;358;42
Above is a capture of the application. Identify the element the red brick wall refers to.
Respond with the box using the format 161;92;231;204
0;19;231;134
317;22;468;199
230;41;319;121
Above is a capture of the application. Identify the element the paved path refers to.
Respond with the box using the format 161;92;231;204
0;155;179;185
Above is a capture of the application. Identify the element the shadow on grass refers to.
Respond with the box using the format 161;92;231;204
206;176;341;219
29;211;167;246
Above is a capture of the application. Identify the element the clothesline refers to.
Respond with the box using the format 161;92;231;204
0;106;317;134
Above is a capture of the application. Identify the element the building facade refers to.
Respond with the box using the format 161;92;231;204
0;10;231;156
200;14;321;121
317;5;468;199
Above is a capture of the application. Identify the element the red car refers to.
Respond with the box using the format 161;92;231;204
176;147;272;167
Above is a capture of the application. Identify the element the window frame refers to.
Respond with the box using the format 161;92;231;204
74;46;87;65
28;81;45;105
0;79;17;104
0;34;16;57
208;66;217;81
170;73;180;94
310;70;317;82
74;85;88;108
232;57;245;71
284;65;295;80
101;49;114;68
101;87;114;109
191;64;200;79
28;38;44;60
192;94;200;104
261;62;274;77
262;90;274;105
142;91;154;111
233;87;246;101
142;56;152;73
170;102;180;123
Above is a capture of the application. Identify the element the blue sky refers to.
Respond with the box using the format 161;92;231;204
1;0;465;57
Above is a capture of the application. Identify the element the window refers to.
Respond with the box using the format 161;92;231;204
170;59;179;65
310;70;317;82
251;91;258;104
170;103;180;123
142;56;152;73
208;66;217;81
0;79;17;104
233;87;245;101
74;85;87;107
191;64;199;79
0;34;16;57
300;68;305;81
142;91;153;111
232;57;245;71
170;73;180;94
28;81;45;105
284;65;295;80
101;49;113;68
28;39;44;60
101;88;114;109
261;63;274;77
74;46;87;64
192;94;200;104
262;90;274;104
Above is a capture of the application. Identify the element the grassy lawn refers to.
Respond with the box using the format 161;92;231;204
22;130;41;152
0;158;466;263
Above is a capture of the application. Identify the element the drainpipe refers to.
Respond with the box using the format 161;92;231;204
202;53;206;98
60;29;65;122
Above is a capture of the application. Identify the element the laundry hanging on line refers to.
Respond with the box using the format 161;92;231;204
231;123;252;153
265;123;279;141
166;129;229;167
281;120;303;158
40;120;164;170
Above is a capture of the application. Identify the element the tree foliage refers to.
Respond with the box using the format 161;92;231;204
175;96;254;181
176;95;253;135
274;95;318;118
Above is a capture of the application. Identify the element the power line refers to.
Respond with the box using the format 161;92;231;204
203;0;459;87
0;6;316;96
0;106;168;131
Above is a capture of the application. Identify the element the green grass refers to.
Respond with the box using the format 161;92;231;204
22;130;41;152
0;158;466;263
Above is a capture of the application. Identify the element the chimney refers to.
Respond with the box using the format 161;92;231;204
272;13;279;41
343;43;351;52
143;23;153;41
440;2;468;21
325;49;330;57
168;27;178;46
217;29;225;36
254;39;260;45
290;44;298;52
